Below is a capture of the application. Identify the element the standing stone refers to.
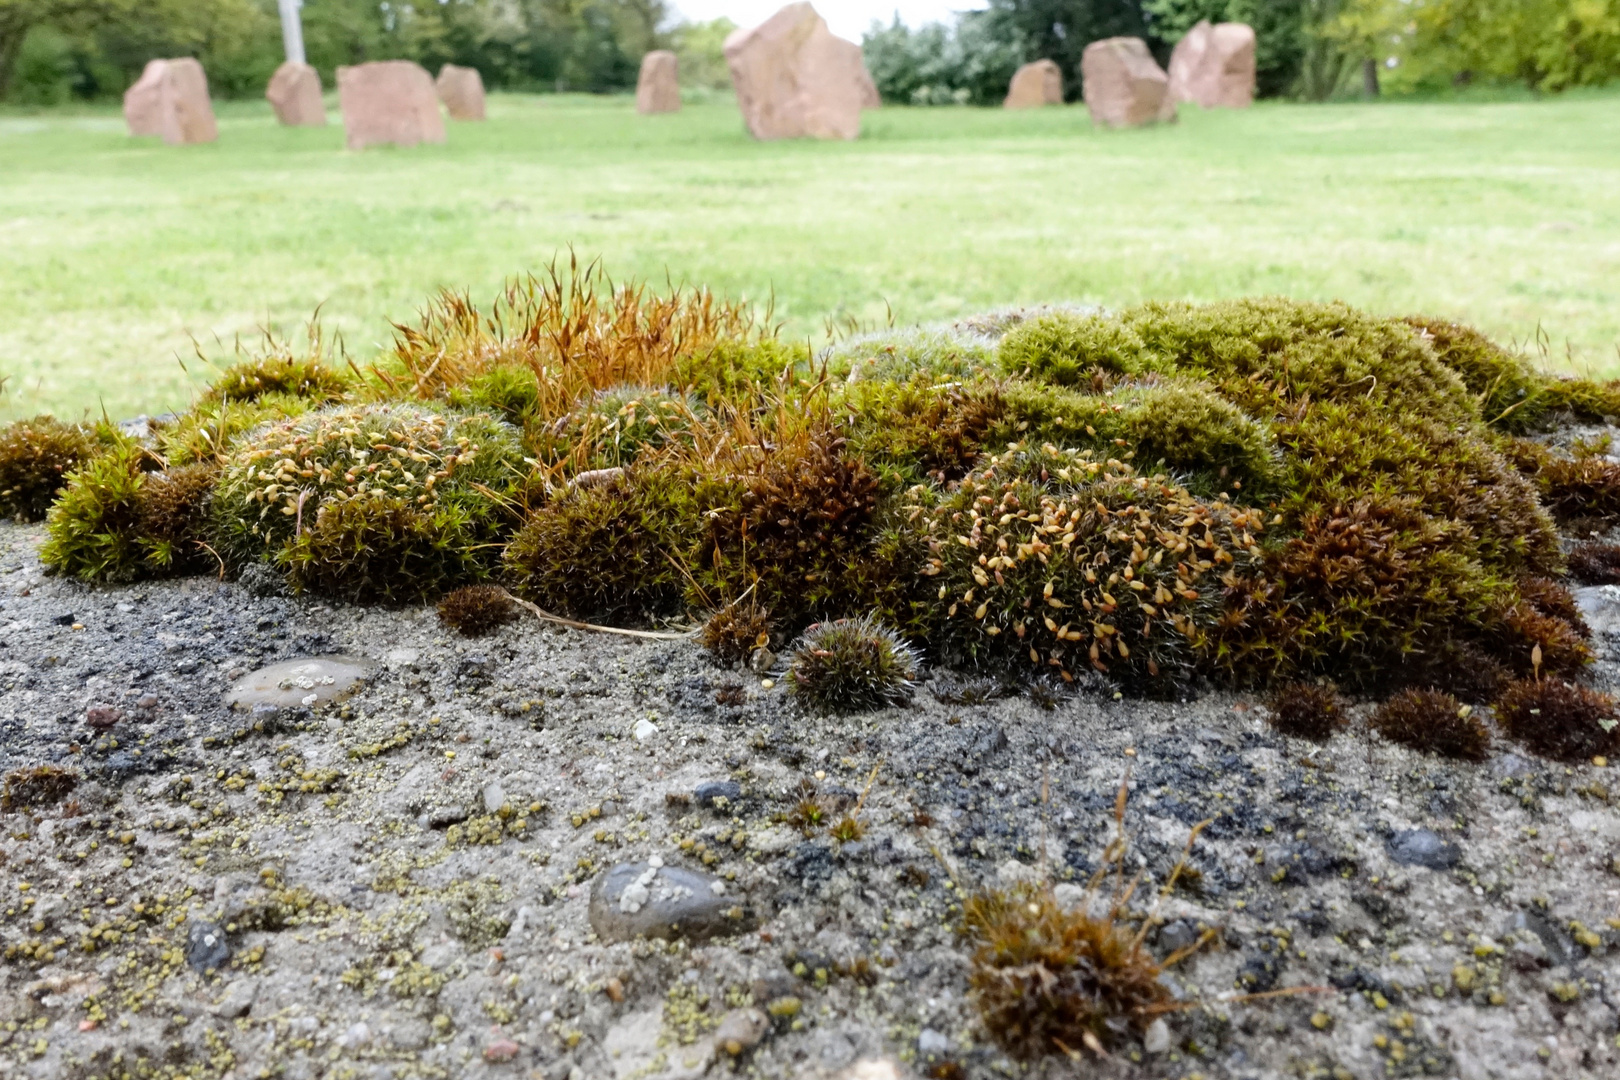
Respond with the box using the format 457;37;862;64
1080;37;1176;128
1004;58;1063;108
266;61;326;127
337;61;446;150
1175;21;1256;108
435;64;486;121
636;50;681;114
723;2;866;141
123;58;217;145
123;60;166;136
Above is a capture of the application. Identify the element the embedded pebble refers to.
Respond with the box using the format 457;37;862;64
185;921;231;973
713;1007;769;1055
224;656;372;709
693;780;740;807
589;862;755;943
1387;828;1461;869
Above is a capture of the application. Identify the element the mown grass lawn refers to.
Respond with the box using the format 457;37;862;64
2;89;1618;420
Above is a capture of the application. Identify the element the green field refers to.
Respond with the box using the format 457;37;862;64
2;90;1619;421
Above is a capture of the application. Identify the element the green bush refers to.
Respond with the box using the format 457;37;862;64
39;441;149;583
157;395;311;467
898;444;1268;693
823;327;994;385
530;386;704;471
210;403;523;598
997;311;1152;387
675;338;812;404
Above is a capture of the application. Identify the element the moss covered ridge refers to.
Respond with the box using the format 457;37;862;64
11;271;1620;724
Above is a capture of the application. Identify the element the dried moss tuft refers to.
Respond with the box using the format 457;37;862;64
700;600;773;666
1;764;79;812
0;416;100;521
1568;541;1620;585
1265;682;1347;742
786;616;920;713
437;585;519;637
962;883;1168;1059
1495;678;1619;761
1372;688;1491;760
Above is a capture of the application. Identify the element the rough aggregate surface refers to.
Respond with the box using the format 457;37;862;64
1;518;1619;1080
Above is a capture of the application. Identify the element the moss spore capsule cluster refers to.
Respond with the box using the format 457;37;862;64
11;260;1620;743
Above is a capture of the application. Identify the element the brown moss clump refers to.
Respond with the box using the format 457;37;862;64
1568;541;1620;585
700;429;881;629
1213;498;1512;690
1536;455;1620;528
0;416;99;521
135;463;219;575
1490;576;1592;679
1495;678;1620;761
1371;688;1491;760
699;600;773;666
1;764;79;812
962;884;1169;1059
505;467;714;625
1265;682;1346;742
437;585;519;637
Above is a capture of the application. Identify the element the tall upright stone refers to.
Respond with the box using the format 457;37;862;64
123;60;166;136
636;50;681;114
435;64;486;121
1004;59;1063;108
266;61;326;127
123;58;217;145
337;61;446;150
723;3;867;140
1168;21;1256;108
1080;37;1176;128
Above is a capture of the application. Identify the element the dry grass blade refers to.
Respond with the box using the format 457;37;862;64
498;588;691;641
384;255;757;422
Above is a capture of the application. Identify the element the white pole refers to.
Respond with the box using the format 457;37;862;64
277;0;307;66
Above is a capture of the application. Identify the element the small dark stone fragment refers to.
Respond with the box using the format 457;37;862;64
1387;828;1461;870
694;780;741;807
186;921;232;973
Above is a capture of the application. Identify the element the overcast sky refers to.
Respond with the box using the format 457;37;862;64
674;2;988;41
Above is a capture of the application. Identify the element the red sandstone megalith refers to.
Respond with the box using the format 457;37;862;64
1004;59;1063;108
267;61;326;127
123;58;217;145
1080;37;1176;128
436;64;486;121
337;61;446;150
1168;21;1256;109
723;3;869;140
637;51;681;114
